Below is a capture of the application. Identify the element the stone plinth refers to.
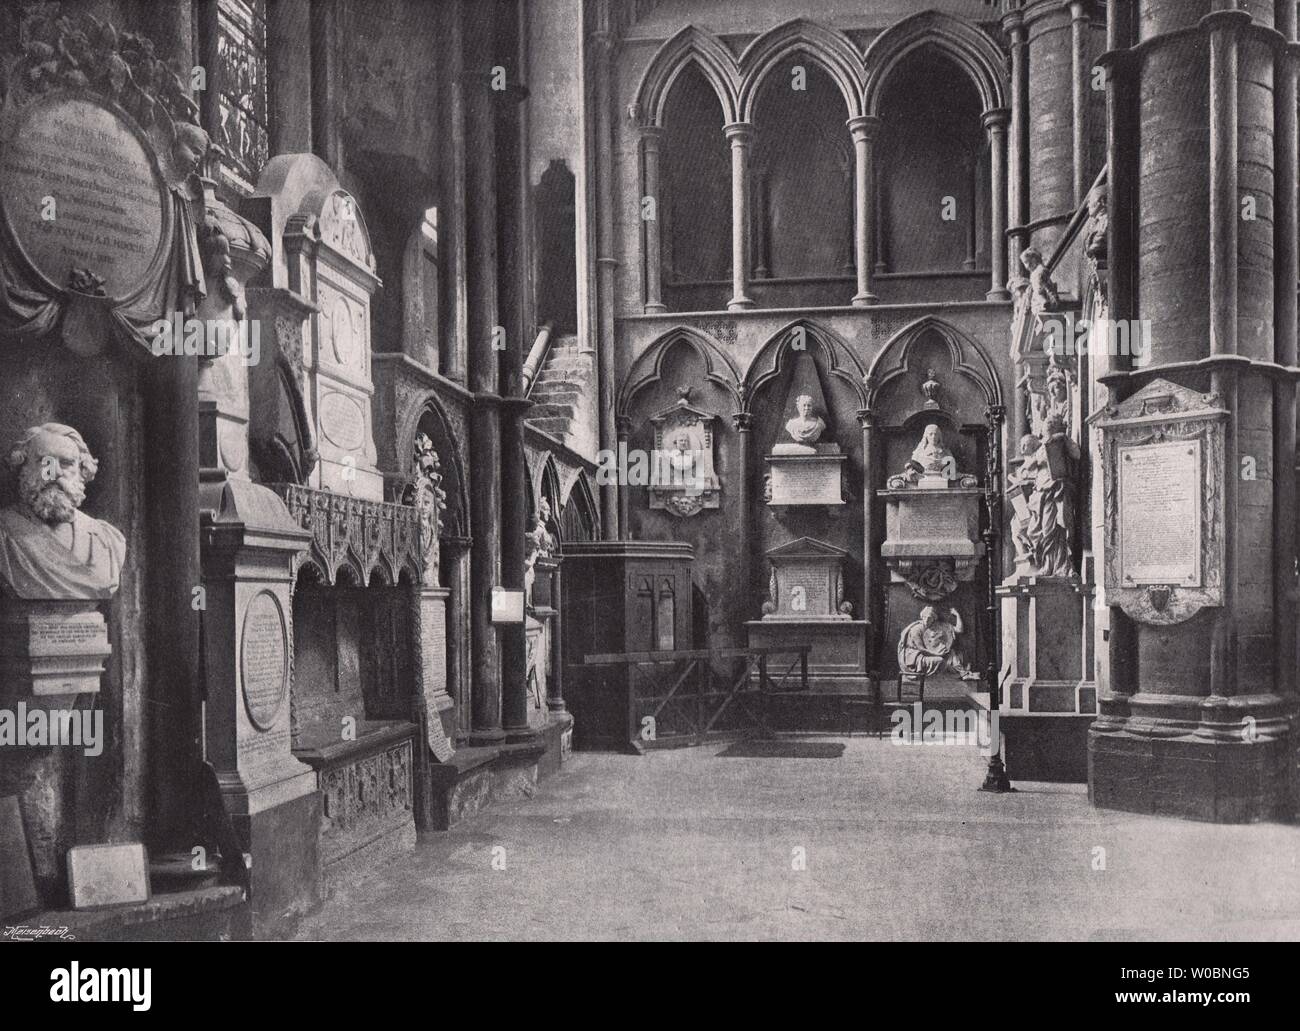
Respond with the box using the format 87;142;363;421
748;537;867;691
878;486;984;581
998;576;1095;714
200;478;318;936
766;452;847;506
745;618;869;692
0;601;111;697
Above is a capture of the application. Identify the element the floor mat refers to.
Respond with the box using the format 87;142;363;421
716;739;845;759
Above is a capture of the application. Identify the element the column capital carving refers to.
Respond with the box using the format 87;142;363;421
638;123;665;142
856;407;874;429
982;107;1011;132
615;414;632;437
723;121;755;144
846;115;882;141
732;411;753;432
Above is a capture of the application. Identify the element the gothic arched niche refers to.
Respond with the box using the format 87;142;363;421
662;63;730;311
876;48;987;278
750;57;853;292
866;318;1000;495
621;330;743;650
411;401;467;540
746;322;866;573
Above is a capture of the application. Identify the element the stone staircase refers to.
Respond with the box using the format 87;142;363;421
526;335;592;445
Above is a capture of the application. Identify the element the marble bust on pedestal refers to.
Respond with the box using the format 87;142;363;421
774;395;827;456
0;424;124;697
889;424;976;489
0;424;125;600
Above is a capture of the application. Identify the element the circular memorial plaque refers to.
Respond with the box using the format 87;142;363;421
0;95;168;299
241;591;288;732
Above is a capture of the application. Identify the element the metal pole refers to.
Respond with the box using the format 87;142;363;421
981;403;1013;792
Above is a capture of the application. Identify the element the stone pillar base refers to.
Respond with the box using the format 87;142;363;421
1089;695;1296;822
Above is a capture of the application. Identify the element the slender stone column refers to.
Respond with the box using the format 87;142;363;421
441;0;469;382
641;126;667;314
1026;1;1074;257
267;0;311;154
724;122;755;311
983;108;1011;300
464;7;505;744
1004;8;1030;270
848;116;880;306
1206;8;1245;700
754;173;771;279
963;150;978;272
593;30;620;537
858;408;875;658
1274;0;1299;695
1101;0;1137;325
733;411;753;609
1071;0;1093;205
501;399;531;741
309;0;339;169
547;563;566;712
616;415;631;537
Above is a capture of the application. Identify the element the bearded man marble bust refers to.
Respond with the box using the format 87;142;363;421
0;424;126;600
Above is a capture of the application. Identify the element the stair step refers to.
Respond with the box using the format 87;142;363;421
533;387;583;403
530;403;575;420
529;417;572;437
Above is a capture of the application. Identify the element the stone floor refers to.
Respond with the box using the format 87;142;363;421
291;736;1300;941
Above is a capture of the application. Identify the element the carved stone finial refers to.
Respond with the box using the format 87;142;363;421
921;368;940;410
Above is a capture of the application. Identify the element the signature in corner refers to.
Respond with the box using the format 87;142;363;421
2;924;77;941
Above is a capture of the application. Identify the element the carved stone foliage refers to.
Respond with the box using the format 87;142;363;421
1094;379;1227;626
903;562;958;602
3;8;199;126
271;482;421;586
401;433;446;587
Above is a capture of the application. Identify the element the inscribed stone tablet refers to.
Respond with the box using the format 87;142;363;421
0;96;166;297
1118;440;1201;586
241;591;288;731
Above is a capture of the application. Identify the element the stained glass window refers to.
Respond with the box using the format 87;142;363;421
213;0;269;189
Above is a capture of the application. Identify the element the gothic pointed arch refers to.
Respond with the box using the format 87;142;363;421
862;11;1007;117
738;19;865;122
400;393;468;539
864;315;1001;413
635;25;741;128
619;325;742;413
743;319;868;413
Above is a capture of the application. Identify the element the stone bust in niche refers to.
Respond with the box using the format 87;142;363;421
775;395;827;455
889;424;977;488
0;424;126;600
